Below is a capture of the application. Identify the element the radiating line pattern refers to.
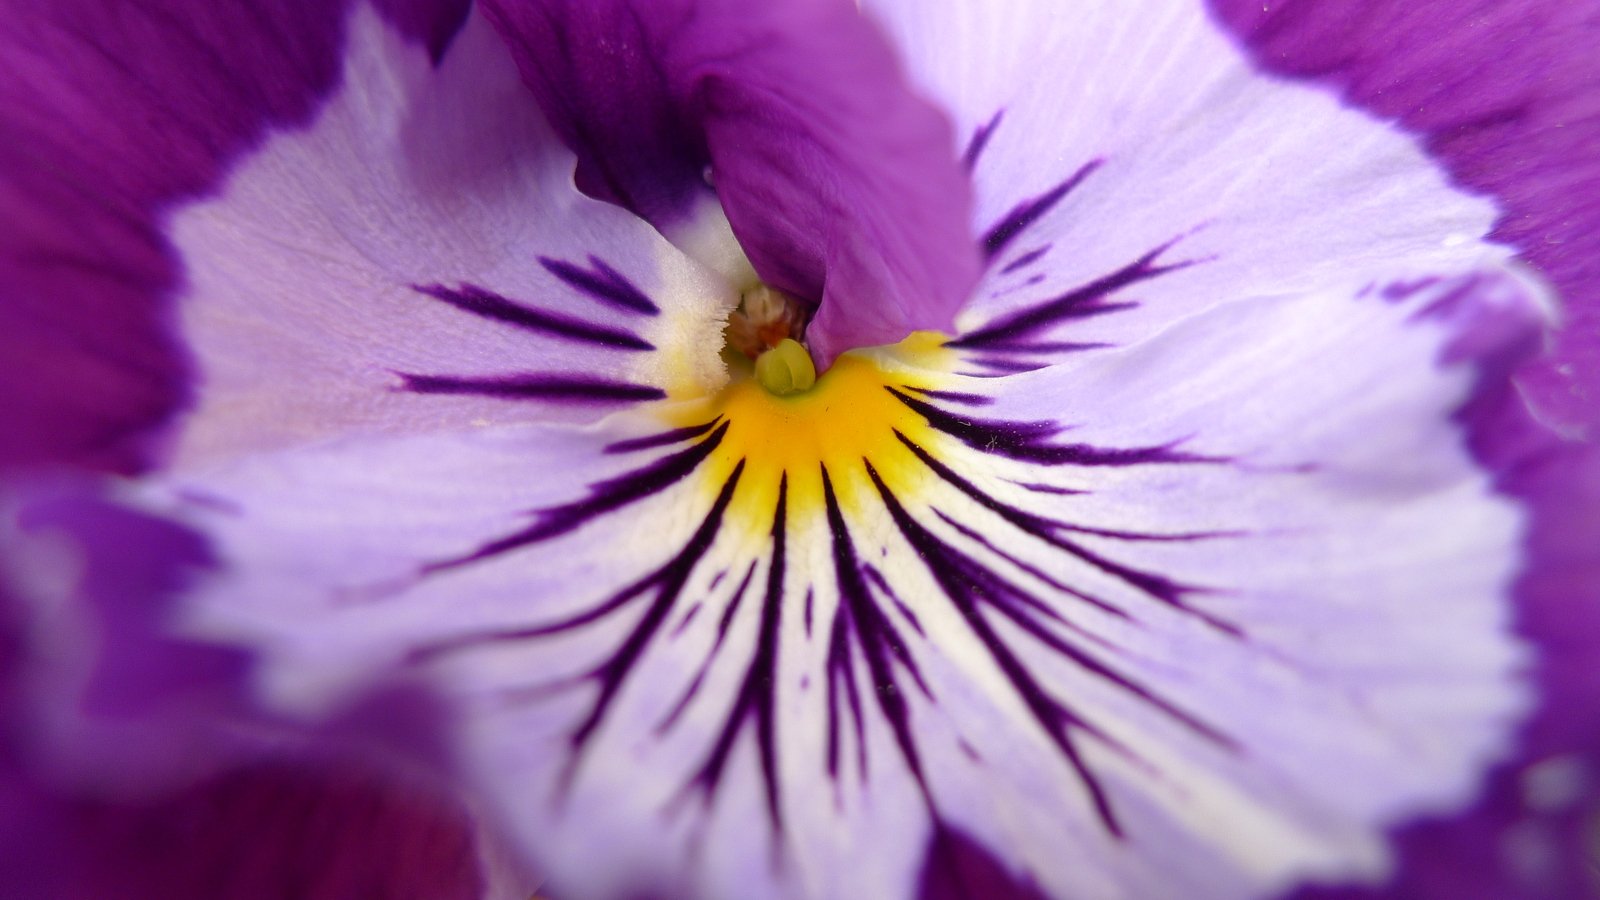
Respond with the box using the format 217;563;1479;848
382;118;1250;858
395;253;666;405
408;374;1241;850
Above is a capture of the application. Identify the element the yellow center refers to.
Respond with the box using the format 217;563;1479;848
666;332;955;533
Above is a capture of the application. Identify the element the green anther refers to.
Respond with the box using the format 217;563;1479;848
754;338;817;396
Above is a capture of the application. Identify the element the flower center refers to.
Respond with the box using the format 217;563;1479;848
722;284;817;396
667;332;955;534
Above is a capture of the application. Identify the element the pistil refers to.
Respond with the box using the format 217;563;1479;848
723;283;818;396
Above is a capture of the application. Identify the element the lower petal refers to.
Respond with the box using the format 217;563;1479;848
135;258;1547;898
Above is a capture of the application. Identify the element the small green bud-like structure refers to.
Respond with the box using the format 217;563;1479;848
754;338;817;396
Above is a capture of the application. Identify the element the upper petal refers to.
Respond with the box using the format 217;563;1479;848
481;0;982;366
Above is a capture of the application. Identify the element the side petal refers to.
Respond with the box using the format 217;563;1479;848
865;0;1522;377
0;0;467;475
163;6;737;468
1209;0;1600;442
1284;395;1600;899
481;0;982;366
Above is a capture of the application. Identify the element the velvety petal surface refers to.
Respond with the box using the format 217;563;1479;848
1209;0;1600;443
480;0;982;366
0;0;467;475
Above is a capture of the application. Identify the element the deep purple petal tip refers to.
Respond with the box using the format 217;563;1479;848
1209;0;1600;440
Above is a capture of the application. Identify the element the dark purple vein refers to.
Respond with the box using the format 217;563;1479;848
982;159;1103;261
413;282;652;350
398;372;664;404
539;254;659;315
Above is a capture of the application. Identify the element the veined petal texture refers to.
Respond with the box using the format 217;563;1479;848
82;1;1582;897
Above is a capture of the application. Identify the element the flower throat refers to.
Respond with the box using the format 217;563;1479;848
722;284;816;396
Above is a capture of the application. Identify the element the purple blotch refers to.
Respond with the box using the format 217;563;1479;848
930;508;1132;624
398;372;665;404
918;825;1050;900
1009;480;1090;496
605;418;723;454
407;462;748;788
889;388;1213;467
865;564;926;640
657;559;758;736
425;421;728;572
866;460;1126;837
965;340;1112;355
670;602;703;638
682;478;790;840
903;387;995;407
821;465;931;790
1382;276;1442;302
963;357;1051;375
894;431;1239;637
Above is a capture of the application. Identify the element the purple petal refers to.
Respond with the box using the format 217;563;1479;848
3;485;244;788
1208;0;1600;441
481;0;982;366
1;482;529;898
0;762;490;900
0;0;467;474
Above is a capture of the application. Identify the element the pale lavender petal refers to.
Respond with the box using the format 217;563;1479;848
147;263;1556;900
866;0;1525;367
480;0;982;366
165;7;736;468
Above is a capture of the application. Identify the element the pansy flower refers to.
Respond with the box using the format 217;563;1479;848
2;1;1598;898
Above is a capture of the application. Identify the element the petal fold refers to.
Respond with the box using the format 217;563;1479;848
482;0;982;365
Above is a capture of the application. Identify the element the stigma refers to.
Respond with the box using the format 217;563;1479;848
723;283;818;396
